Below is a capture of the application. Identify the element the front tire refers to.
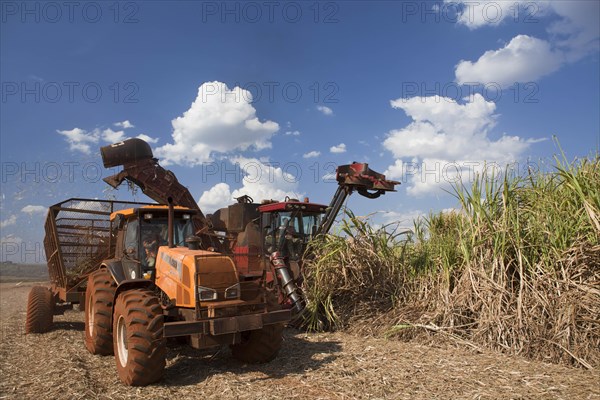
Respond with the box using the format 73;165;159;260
231;291;284;363
25;286;54;334
84;269;117;355
230;323;284;363
113;289;165;386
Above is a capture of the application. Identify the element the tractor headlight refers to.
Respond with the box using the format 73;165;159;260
196;286;217;301
224;283;240;299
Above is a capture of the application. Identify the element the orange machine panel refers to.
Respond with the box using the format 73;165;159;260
154;247;238;308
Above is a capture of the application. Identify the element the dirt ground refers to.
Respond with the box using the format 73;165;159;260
0;278;598;399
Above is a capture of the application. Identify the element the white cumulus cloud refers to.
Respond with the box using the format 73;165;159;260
450;1;599;86
379;209;425;229
21;205;46;215
230;157;302;203
317;105;333;116
198;183;233;213
57;124;159;153
197;157;302;213
455;35;564;87
156;81;279;165
0;215;17;229
114;120;134;129
330;143;347;153
285;130;301;136
101;128;127;143
383;94;538;196
136;134;159;144
57;127;99;154
546;1;600;62
303;151;321;158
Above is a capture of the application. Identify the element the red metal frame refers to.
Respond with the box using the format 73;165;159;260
257;201;327;213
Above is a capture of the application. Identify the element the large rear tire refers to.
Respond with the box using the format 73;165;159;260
25;286;54;334
113;289;165;386
84;269;117;355
230;323;284;363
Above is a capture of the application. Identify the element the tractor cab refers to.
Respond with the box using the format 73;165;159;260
258;198;327;261
111;206;199;279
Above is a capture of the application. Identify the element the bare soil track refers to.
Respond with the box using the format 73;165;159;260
1;279;598;399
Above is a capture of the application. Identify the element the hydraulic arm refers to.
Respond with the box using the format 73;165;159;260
317;163;399;235
101;139;202;213
100;139;221;250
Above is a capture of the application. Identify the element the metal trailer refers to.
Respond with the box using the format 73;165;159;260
42;197;154;305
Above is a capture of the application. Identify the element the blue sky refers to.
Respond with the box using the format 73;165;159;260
1;1;599;262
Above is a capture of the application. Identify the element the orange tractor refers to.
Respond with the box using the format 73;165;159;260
25;138;397;385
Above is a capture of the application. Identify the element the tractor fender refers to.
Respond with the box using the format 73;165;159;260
102;262;156;314
115;279;155;298
102;260;126;284
111;279;156;319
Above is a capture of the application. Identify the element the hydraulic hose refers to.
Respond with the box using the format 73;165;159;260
269;251;305;315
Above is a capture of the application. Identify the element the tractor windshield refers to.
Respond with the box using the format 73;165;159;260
286;212;321;238
139;215;194;267
264;211;323;260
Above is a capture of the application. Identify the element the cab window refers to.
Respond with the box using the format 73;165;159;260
124;219;140;258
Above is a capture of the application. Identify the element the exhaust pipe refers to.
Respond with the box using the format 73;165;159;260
168;197;175;248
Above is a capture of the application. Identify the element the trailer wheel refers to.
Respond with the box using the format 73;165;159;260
25;286;54;334
230;323;284;363
113;289;165;386
84;269;117;355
